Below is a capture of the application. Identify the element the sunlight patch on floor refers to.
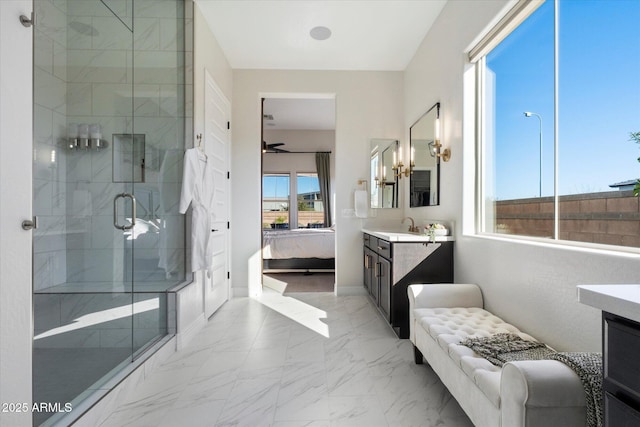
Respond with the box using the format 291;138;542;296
34;298;159;340
262;274;288;294
256;289;330;338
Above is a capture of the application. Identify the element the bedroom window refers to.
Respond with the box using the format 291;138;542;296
262;173;290;229
474;0;640;249
297;173;325;228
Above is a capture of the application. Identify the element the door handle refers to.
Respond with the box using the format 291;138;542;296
22;216;38;230
113;193;137;230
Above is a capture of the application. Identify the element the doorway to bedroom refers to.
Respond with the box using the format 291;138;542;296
261;96;336;294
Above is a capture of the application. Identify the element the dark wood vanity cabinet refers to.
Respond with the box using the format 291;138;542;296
363;233;453;338
603;312;640;426
363;235;391;321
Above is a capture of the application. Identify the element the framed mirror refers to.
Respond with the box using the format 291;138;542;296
370;139;399;208
410;103;440;207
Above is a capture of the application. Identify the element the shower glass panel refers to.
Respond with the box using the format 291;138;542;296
32;1;189;425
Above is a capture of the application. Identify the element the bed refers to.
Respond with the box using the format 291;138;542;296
262;228;335;271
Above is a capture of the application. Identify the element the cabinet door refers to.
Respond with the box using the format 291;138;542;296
378;256;391;322
604;313;640;399
363;247;376;299
605;392;640;426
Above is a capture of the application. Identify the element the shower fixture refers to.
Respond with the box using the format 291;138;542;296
67;123;108;151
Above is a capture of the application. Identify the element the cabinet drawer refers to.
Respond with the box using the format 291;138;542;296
604;312;640;398
368;236;379;251
375;239;392;260
364;233;371;249
605;392;640;426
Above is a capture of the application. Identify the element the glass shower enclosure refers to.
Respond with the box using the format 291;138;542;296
32;1;191;425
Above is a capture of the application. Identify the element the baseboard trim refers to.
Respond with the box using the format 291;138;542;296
232;286;249;298
334;286;367;296
177;313;206;350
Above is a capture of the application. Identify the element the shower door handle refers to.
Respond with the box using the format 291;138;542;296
113;193;137;230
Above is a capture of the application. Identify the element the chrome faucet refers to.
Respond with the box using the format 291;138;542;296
403;216;420;233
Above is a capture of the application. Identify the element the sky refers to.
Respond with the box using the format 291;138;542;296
488;0;640;200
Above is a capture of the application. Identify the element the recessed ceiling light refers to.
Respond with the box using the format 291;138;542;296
310;26;331;41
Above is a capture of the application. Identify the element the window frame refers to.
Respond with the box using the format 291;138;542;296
262;172;291;230
295;172;324;228
471;0;640;255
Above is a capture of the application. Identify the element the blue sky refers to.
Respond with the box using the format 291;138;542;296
489;0;640;200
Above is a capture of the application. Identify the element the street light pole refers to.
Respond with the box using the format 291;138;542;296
524;112;542;197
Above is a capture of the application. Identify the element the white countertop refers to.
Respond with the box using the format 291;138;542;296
362;228;454;243
577;284;640;324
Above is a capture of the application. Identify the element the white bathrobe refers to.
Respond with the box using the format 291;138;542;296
179;148;216;273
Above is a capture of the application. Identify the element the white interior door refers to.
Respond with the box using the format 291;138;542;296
204;69;230;318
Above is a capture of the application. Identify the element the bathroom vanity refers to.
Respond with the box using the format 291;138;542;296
577;285;640;426
363;230;454;338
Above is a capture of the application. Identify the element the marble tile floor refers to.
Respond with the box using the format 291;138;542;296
100;291;473;427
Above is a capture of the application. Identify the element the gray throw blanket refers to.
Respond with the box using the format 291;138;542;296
459;332;554;366
460;333;602;427
549;352;603;427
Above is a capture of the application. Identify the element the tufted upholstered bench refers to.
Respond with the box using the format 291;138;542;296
408;284;588;427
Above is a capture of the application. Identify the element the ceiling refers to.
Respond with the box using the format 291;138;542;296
195;0;447;71
263;98;336;130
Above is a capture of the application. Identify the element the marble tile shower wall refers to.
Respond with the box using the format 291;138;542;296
64;0;191;287
33;0;192;349
33;0;69;292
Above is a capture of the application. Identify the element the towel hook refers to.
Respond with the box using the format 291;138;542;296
357;179;368;192
20;13;34;28
196;133;203;151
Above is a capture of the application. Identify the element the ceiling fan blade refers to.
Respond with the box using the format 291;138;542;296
262;141;289;153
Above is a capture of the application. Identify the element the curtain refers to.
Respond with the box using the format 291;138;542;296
315;152;332;227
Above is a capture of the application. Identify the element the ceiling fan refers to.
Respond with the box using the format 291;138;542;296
262;141;289;153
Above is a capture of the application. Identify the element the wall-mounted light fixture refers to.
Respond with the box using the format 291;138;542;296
431;115;451;162
375;165;389;188
392;146;413;179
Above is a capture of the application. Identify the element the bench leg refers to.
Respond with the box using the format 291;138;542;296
413;345;424;365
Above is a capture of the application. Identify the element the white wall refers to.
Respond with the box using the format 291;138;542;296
263;129;335;176
264;129;335;152
232;70;404;296
404;0;640;351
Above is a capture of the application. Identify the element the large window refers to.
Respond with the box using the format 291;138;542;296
476;0;640;249
262;174;290;229
297;173;325;228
